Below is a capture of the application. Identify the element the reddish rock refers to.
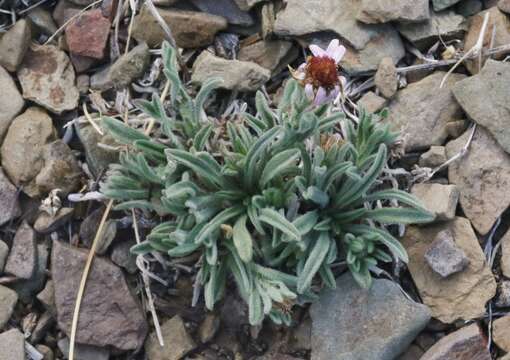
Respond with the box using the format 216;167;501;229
65;9;111;59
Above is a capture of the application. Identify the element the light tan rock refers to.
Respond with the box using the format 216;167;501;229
502;230;510;278
411;183;459;221
357;0;429;24
358;91;386;113
492;316;510;352
402;217;496;323
145;315;197;360
374;57;398;99
419;146;447;168
238;40;297;74
0;19;31;72
0;66;24;141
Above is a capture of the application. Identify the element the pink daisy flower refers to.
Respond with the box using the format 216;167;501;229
291;39;347;106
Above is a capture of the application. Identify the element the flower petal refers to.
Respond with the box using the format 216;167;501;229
326;39;340;55
330;44;346;64
309;44;326;57
314;87;327;105
305;83;314;100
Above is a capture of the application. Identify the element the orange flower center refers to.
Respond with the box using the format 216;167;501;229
306;56;339;89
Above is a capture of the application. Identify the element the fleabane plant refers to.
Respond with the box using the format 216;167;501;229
100;41;434;326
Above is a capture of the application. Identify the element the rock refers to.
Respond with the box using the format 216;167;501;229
374;57;398;99
37;280;55;314
0;168;21;226
52;0;81;27
76;74;90;94
110;240;137;274
1;108;57;198
65;9;110;59
52;240;147;350
456;0;482;17
132;6;227;48
424;229;469;277
109;42;150;89
446;127;510;235
67;0;97;6
310;273;430;360
4;221;36;279
234;0;264;10
0;241;7;273
80;207;117;255
192;51;270;91
17;45;79;114
358;91;387;113
70;54;97;74
499;0;510;13
34;140;82;197
11;243;48;302
493;316;510;352
199;314;220;343
288;316;312;352
76;120;119;178
31;311;54;343
502;230;510;278
495;281;510;307
419;146;447;168
397;345;424;360
34;207;74;234
261;2;275;39
452;60;510;154
0;285;18;329
27;7;58;36
411;183;459;221
387;71;465;151
357;0;429;24
0;66;24;140
433;0;462;11
0;19;31;72
190;0;254;27
256;354;300;360
36;344;54;360
0;329;25;360
146;315;197;360
238;40;297;74
402;217;496;323
397;11;466;50
58;337;110;360
89;66;113;91
464;7;510;74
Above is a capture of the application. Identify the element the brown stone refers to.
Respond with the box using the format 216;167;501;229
411;183;459;221
65;9;111;59
238;40;297;74
493;316;510;352
374;57;398;99
358;91;386;113
145;315;197;360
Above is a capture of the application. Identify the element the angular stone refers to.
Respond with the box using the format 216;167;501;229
17;45;79;114
402;217;496;323
433;0;461;11
234;0;264;10
374;57;398;99
109;42;150;89
80;207;117;255
65;9;111;59
358;91;386;113
411;183;459;221
0;241;7;273
0;329;25;360
238;40;297;74
397;345;424;360
190;0;253;27
310;273;430;360
132;6;227;48
499;0;510;13
145;315;197;360
419;146;447;168
0;66;24;141
199;314;220;343
453;60;510;154
34;207;74;234
111;240;137;274
357;0;429;24
52;0;81;27
90;66;113;91
58;337;110;360
37;280;55;314
420;323;490;360
4;221;36;280
0;19;31;72
192;51;270;91
0;167;21;226
456;0;482;17
27;7;58;36
446;127;510;235
0;285;18;329
387;71;465;151
464;7;510;74
52;240;147;350
424;230;469;277
493;316;510;352
397;11;466;50
11;243;48;302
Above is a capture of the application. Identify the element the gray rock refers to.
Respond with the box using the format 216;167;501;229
500;0;510;13
58;337;110;360
433;0;462;11
11;243;49;302
75;120;119;178
357;0;429;24
0;241;8;273
0;285;18;329
0;329;25;360
397;11;466;50
52;240;147;351
4;221;36;279
397;345;424;360
424;230;469;277
453;60;510;154
419;146;447;168
0;66;24;141
238;40;297;74
80;207;117;255
420;323;490;360
30;311;54;343
132;6;228;48
145;315;197;360
34;207;74;234
76;74;90;95
27;7;58;36
456;0;482;17
310;273;430;360
0;19;31;72
199;314;220;343
190;0;254;26
0;168;21;227
110;240;137;274
17;44;79;114
411;183;459;221
234;0;264;11
109;42;150;89
37;280;55;314
358;91;387;113
90;66;113;91
387;71;465;151
446;127;510;235
374;57;398;99
192;51;270;91
495;281;510;307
